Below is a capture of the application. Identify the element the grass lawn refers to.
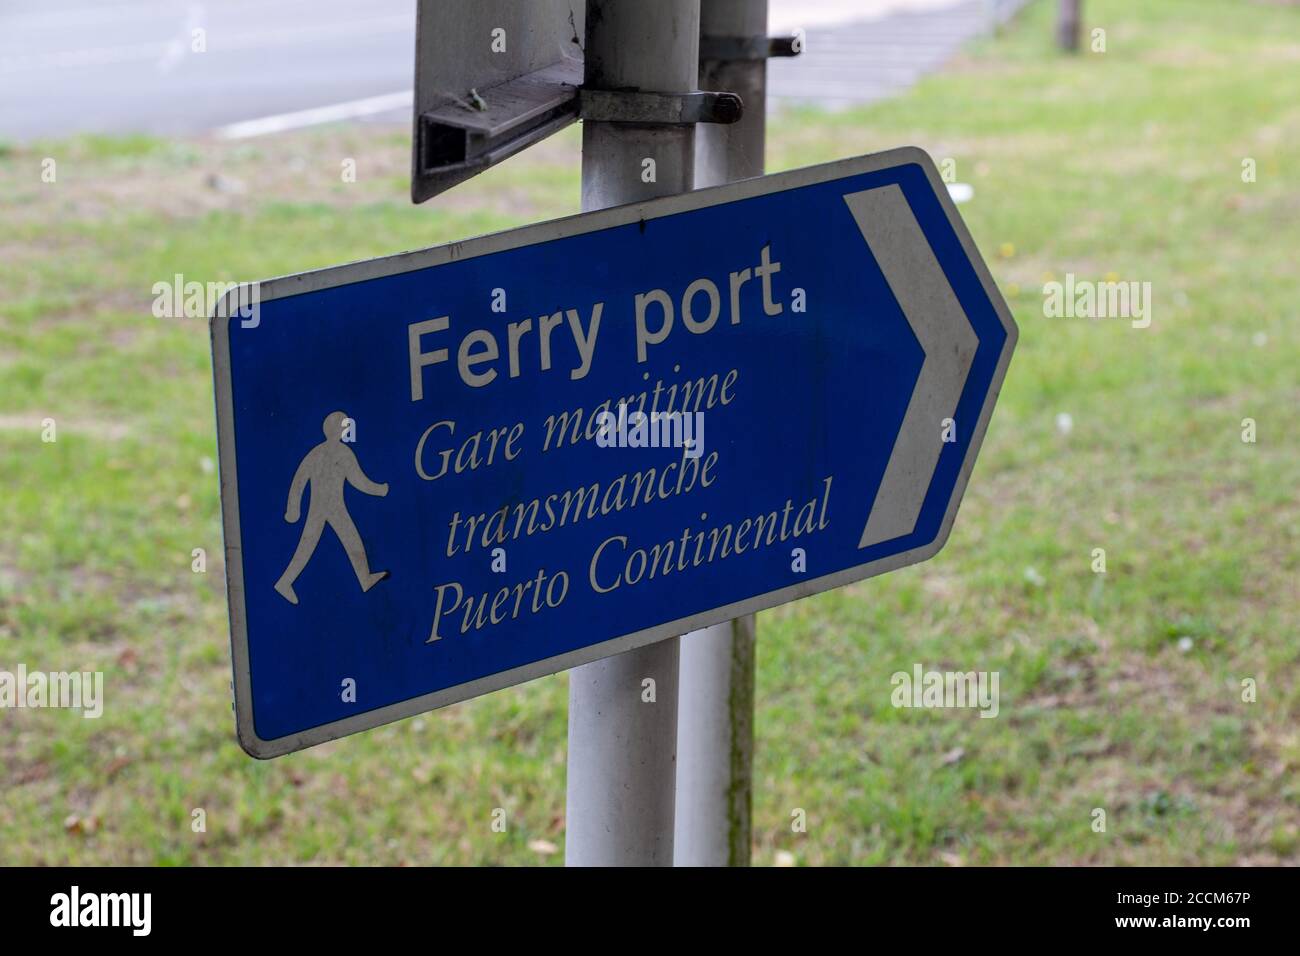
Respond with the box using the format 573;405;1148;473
1;0;1297;865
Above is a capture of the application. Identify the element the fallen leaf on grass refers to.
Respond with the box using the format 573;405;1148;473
64;814;101;836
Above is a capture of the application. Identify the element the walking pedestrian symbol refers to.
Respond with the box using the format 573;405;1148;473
274;411;389;605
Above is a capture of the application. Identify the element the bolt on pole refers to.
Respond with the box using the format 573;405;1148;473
674;0;767;868
564;0;702;867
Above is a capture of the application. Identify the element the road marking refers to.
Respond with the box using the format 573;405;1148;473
215;91;413;139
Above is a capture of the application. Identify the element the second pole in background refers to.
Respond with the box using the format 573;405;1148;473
676;0;798;867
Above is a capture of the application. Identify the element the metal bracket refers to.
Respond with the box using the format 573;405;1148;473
578;88;743;125
415;56;582;187
699;35;801;62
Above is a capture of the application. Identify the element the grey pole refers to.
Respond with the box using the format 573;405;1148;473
565;0;701;867
695;0;768;185
673;0;766;868
1056;0;1082;52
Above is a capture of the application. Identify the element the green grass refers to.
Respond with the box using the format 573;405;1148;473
2;0;1298;865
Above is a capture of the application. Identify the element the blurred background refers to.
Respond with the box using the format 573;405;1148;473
1;0;1297;865
1;0;1030;138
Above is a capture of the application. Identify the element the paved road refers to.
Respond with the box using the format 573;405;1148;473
0;0;1027;142
0;0;414;140
771;0;1027;106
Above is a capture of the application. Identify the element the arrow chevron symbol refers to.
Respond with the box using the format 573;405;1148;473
844;184;980;549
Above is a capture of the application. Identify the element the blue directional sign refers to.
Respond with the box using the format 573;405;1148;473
211;147;1016;757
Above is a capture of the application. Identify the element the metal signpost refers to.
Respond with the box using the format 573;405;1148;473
562;0;703;867
674;0;791;868
212;0;1017;866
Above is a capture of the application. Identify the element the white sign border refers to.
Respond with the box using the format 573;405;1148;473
211;146;1018;758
